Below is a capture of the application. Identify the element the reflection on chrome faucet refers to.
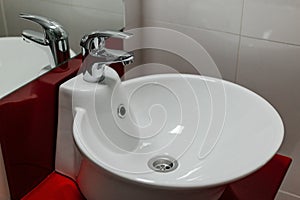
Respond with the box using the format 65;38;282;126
19;13;70;68
80;31;134;83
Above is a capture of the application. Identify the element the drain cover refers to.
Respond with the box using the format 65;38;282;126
117;104;126;118
148;155;178;173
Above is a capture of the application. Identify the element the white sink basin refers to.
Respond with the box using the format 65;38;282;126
56;71;284;200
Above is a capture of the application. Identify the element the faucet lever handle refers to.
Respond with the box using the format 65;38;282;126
81;30;132;42
80;31;132;53
92;30;133;40
20;13;68;42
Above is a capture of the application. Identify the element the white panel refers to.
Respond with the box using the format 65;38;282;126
237;37;300;197
242;0;300;45
142;0;243;34
0;0;7;36
140;20;239;82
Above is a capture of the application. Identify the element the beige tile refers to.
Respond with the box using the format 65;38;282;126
71;0;123;14
142;0;243;34
124;0;142;29
140;20;239;82
237;37;300;197
123;49;200;80
276;191;300;200
65;5;124;52
242;0;300;45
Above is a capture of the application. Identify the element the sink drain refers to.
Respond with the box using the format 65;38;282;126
117;104;126;118
148;156;178;173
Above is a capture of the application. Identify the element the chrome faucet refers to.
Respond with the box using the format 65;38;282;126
20;13;70;68
80;31;134;83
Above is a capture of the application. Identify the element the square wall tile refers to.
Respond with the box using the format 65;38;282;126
237;37;300;197
139;20;239;82
124;48;201;80
142;0;243;34
66;5;124;52
242;0;300;45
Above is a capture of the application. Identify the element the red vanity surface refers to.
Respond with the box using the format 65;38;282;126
0;56;83;199
22;154;291;200
21;172;85;200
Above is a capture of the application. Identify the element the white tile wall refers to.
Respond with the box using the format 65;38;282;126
142;0;244;34
239;2;300;199
72;0;123;14
137;0;243;82
242;0;300;45
65;4;124;52
237;38;300;197
2;0;124;52
141;20;239;82
124;0;300;199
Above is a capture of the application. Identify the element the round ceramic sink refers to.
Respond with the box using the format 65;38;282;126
68;73;284;200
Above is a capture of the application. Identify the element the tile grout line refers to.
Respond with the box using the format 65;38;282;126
40;0;123;15
234;0;246;83
143;18;300;48
241;34;300;47
143;19;241;36
144;17;300;48
279;190;300;199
